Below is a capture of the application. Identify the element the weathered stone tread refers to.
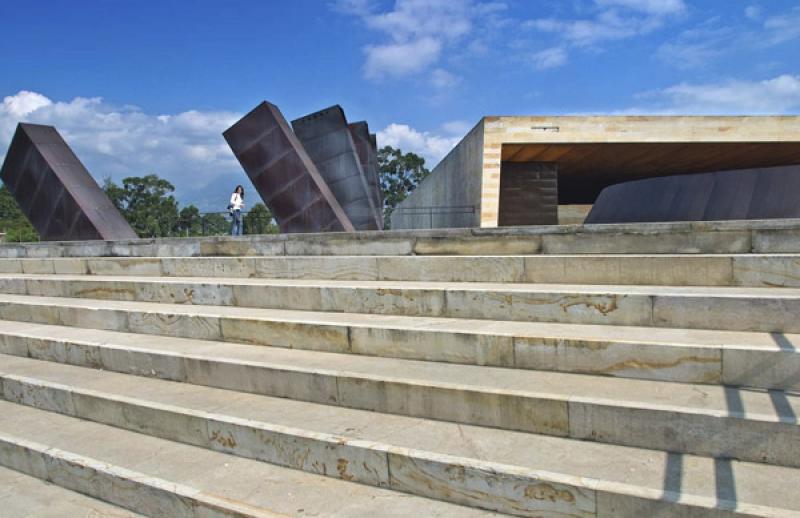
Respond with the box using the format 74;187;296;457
0;401;500;517
0;359;798;517
1;253;798;287
0;322;797;425
1;275;799;333
0;465;143;517
0;295;797;389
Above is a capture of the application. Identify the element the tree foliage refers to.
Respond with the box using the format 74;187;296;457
377;145;430;228
104;175;180;238
177;204;202;237
243;202;278;235
0;185;39;243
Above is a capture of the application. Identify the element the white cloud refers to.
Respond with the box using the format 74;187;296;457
628;74;800;114
0;90;242;209
658;6;800;70
429;68;461;90
2;91;52;118
524;0;686;65
339;0;507;81
527;0;684;45
595;0;686;16
763;7;800;45
440;120;472;135
364;37;442;79
656;20;734;69
531;47;568;70
377;123;461;166
745;5;762;21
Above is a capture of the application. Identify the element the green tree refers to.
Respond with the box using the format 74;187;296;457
0;185;39;242
243;202;278;235
177;204;203;236
377;146;430;228
201;212;229;236
104;175;180;238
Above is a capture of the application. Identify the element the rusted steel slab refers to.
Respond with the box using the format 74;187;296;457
586;165;800;224
223;102;355;234
348;121;383;229
0;123;137;241
292;106;381;230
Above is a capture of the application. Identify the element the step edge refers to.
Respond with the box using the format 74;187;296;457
1;376;792;518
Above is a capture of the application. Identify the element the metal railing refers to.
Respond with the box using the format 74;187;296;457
175;211;278;237
0;211;279;242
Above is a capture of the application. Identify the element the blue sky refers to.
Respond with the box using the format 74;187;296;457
1;0;799;210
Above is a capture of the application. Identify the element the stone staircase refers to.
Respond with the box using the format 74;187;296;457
0;220;797;517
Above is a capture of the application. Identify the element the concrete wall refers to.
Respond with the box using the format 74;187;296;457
390;120;484;229
558;205;592;225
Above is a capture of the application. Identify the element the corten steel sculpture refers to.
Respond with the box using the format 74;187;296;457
586;165;800;224
292;106;382;230
348;121;383;228
0;123;137;241
223;102;354;234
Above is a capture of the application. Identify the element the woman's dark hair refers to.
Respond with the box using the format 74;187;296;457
234;185;244;198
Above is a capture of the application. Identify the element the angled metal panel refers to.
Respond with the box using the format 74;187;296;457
348;121;383;229
292;106;381;230
586;165;800;224
0;123;137;241
369;132;384;223
222;102;354;234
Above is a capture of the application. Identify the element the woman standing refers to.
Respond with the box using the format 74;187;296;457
229;185;245;236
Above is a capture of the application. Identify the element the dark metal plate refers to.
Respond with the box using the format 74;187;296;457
292;106;381;230
348;121;383;229
0;123;138;241
223;102;354;233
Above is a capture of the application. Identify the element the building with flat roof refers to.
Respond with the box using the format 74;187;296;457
390;116;800;229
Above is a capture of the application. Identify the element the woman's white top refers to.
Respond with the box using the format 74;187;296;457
230;192;244;210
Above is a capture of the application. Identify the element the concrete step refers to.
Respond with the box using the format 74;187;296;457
0;465;143;517
4;253;800;287
0;336;800;466
1;219;799;259
1;360;799;517
1;275;798;333
0;401;499;518
0;298;797;390
2;346;798;467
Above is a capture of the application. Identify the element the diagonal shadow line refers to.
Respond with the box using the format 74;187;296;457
725;334;800;393
724;386;745;418
769;389;797;423
771;332;797;352
662;451;683;502
715;457;737;510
